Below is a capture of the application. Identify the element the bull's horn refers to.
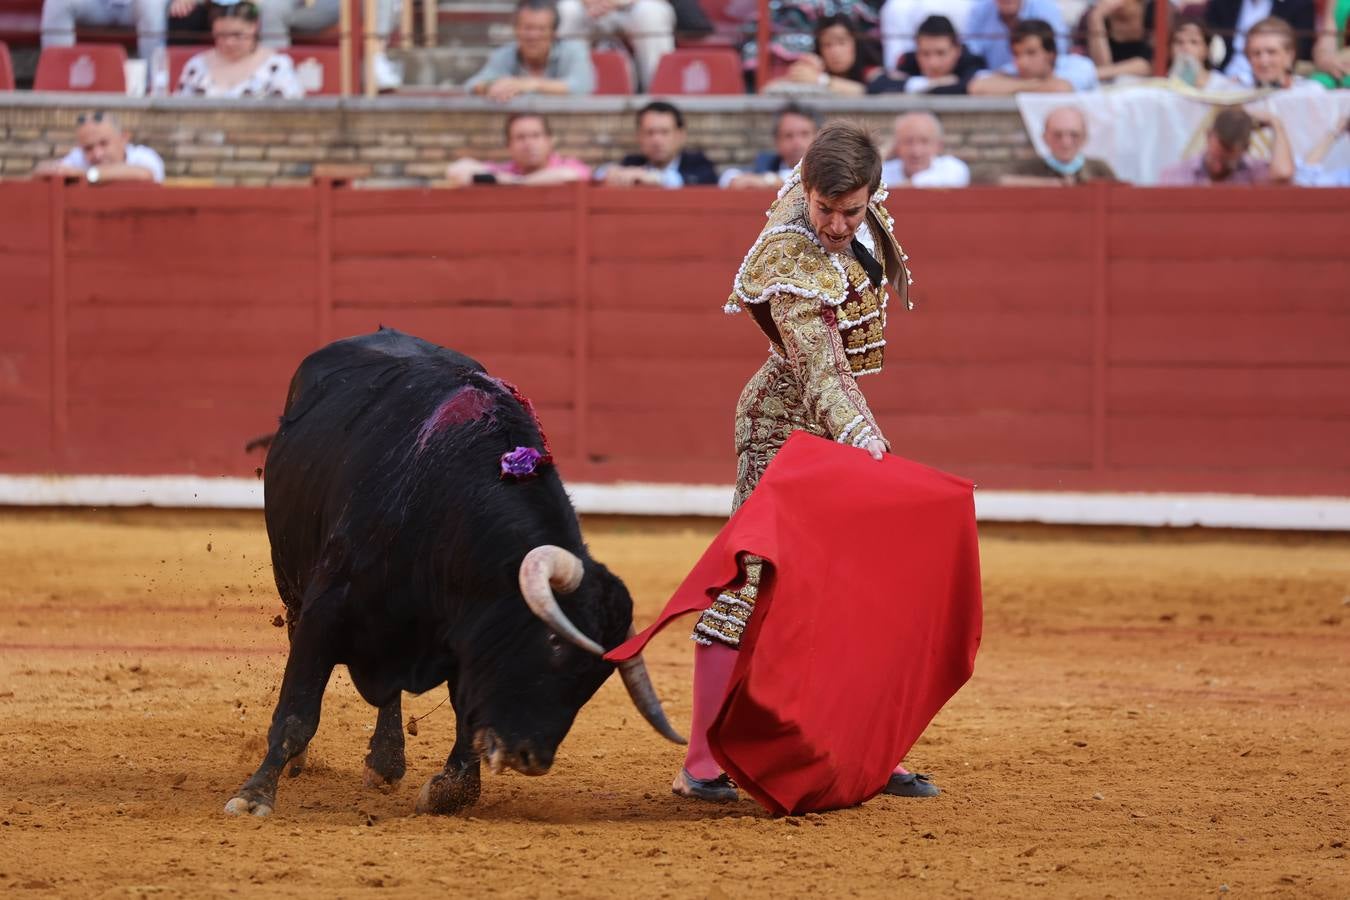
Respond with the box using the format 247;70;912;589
618;629;687;745
519;545;603;656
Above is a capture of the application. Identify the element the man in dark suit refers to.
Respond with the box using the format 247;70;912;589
600;100;719;187
1205;0;1315;79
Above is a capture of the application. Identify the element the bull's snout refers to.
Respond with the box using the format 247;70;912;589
474;727;554;776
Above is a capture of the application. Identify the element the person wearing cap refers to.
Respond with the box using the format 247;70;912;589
1158;107;1294;185
33;111;165;185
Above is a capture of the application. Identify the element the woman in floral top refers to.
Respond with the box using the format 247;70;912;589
176;0;304;99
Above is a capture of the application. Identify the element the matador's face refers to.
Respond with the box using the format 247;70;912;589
805;186;870;254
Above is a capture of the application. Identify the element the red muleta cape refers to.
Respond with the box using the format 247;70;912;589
607;432;983;816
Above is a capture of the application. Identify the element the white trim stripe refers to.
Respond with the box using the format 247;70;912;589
0;476;1347;531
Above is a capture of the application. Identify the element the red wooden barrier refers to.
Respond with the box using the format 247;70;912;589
2;180;1348;496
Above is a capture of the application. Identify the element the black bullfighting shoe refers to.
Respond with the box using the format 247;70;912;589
882;772;941;798
672;768;739;803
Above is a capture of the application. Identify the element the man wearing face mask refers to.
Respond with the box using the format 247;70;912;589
1002;105;1116;185
668;122;940;804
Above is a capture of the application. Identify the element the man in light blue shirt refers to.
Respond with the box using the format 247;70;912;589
964;0;1068;70
464;0;596;100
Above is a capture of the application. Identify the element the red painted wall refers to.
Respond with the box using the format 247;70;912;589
2;180;1348;495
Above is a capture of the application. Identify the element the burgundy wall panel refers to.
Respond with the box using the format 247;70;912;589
1;181;1346;498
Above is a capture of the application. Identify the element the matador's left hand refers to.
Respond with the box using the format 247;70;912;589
863;438;886;462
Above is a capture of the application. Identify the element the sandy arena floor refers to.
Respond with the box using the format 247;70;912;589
0;510;1347;899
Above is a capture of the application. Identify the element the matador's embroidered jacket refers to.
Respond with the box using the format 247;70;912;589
693;170;913;648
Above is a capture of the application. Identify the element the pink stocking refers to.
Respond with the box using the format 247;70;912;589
893;764;910;775
683;641;738;780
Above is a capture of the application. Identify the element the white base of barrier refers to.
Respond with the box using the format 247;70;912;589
0;475;1347;531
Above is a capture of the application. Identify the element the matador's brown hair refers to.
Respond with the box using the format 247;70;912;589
801;121;881;199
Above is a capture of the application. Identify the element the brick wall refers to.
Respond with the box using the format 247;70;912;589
0;94;1035;186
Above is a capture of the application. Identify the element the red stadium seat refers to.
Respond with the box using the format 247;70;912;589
649;48;743;95
166;45;208;91
0;41;13;89
286;46;342;95
591;48;633;95
33;44;127;92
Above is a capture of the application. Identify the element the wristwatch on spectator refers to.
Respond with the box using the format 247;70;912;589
86;166;101;184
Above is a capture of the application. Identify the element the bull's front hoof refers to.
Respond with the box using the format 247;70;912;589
363;763;401;792
224;796;274;818
414;768;480;816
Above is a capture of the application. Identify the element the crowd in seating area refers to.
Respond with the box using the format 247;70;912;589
4;0;1348;93
5;0;1349;187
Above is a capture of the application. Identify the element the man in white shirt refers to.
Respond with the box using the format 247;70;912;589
880;111;971;188
33;110;165;185
556;0;675;90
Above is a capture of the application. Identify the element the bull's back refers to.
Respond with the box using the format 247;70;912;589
263;329;486;587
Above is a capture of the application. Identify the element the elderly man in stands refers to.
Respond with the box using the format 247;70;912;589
1001;105;1116;185
964;0;1068;69
466;0;595;101
598;100;718;188
720;104;819;189
869;14;989;94
445;113;591;187
881;112;970;187
33;110;164;185
970;18;1098;93
556;0;674;90
1158;107;1293;186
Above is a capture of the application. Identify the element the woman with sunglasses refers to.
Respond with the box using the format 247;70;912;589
176;0;304;98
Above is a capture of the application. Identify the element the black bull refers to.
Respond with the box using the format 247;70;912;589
225;329;682;818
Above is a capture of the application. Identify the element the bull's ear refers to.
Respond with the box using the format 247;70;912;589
591;562;635;647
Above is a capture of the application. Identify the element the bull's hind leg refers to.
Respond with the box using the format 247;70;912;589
363;698;406;790
225;599;340;818
415;694;481;815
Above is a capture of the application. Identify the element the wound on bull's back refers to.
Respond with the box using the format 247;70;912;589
417;386;497;450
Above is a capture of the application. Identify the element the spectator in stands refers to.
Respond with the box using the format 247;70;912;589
1242;17;1325;90
720;104;820;189
1000;105;1117;184
466;0;595;99
33;110;165;184
1158;107;1293;185
176;1;304;97
1166;15;1237;90
1206;0;1314;84
556;0;674;90
1294;113;1350;185
598;100;717;187
868;14;988;94
970;18;1098;93
40;0;167;61
745;0;884;81
879;0;978;70
445;113;591;187
1080;0;1158;82
964;0;1069;69
767;15;884;95
881;111;971;187
1311;0;1350;87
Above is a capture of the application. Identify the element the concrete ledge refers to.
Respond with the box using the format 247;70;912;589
1;475;1346;531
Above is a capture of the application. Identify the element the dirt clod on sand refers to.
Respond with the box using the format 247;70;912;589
0;510;1347;898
